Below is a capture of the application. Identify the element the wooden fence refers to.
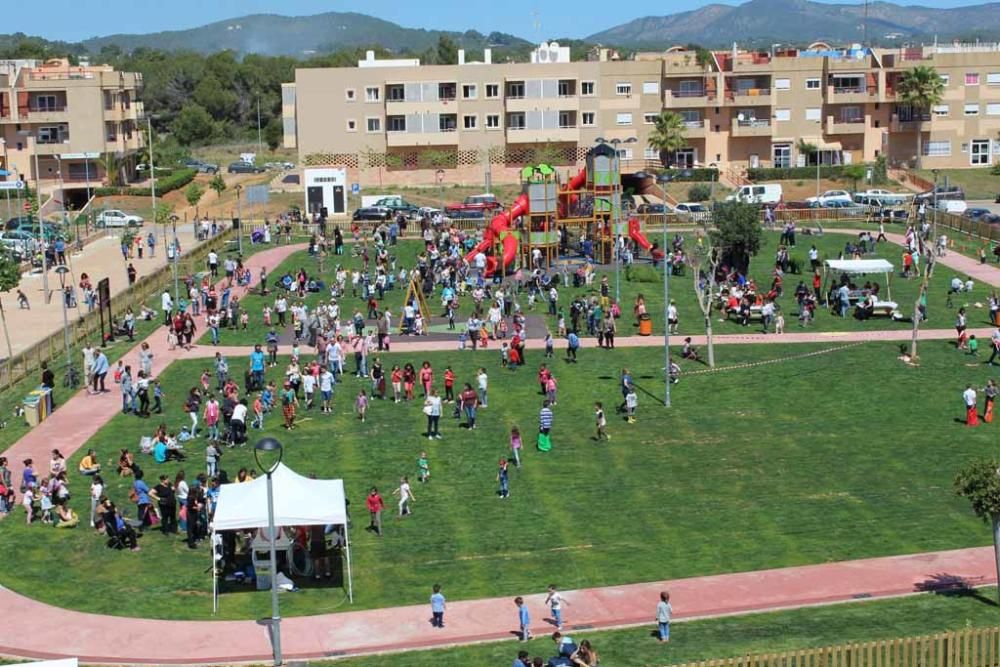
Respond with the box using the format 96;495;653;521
670;627;1000;667
0;226;237;391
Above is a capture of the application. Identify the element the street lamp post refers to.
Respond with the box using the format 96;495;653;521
169;214;180;305
30;138;50;303
235;184;244;255
148;116;157;241
657;173;673;409
931;169;940;248
436;169;445;213
254;437;285;667
54;265;73;383
1;139;10;222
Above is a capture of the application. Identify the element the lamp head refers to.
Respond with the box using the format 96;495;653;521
594;137;606;144
254;437;283;474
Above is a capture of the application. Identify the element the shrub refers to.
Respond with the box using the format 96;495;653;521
991;161;1000;176
93;168;197;197
657;167;718;182
747;166;844;181
687;184;712;202
625;265;660;283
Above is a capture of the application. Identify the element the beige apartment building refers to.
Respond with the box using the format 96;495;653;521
284;41;1000;186
0;58;144;204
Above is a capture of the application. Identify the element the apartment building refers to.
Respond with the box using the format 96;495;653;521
282;41;1000;185
0;58;144;202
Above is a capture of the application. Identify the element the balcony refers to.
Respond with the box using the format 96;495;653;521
731;118;772;137
506;127;579;143
34;141;71;155
664;89;714;108
505;96;578;112
25;105;68;122
827;85;876;104
386;129;458;147
726;89;771;106
889;113;928;132
826;116;868;134
682;119;707;138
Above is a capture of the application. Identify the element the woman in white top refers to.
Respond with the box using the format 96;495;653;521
175;470;190;510
393;476;414;517
89;474;104;529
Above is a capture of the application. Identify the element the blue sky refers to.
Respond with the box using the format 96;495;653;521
10;0;984;42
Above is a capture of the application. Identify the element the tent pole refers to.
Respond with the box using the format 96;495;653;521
212;528;218;614
345;523;354;603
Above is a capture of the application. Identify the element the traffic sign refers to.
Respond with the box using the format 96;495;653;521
0;180;25;191
351;183;360;194
246;184;269;204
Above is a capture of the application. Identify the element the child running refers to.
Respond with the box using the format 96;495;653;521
595;402;609;441
510;426;522;468
355;390;368;422
418;451;430;483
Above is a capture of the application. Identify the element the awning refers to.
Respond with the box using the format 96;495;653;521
824;259;894;274
800;137;843;151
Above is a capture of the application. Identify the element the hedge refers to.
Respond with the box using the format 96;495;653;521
746;166;844;181
657;167;719;182
94;168;197;197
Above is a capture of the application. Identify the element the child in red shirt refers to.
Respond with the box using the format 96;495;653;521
443;367;455;403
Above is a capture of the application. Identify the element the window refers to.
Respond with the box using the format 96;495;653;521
965;103;980;116
581;111;595;126
439;114;457;131
485;84;500;98
616;148;633;160
345;88;356;101
644;147;659;160
507;81;524;99
387;85;405;101
38;125;65;143
775;78;790;90
365;86;380;102
678;80;703;96
971;139;990;165
558;80;573;97
643;112;658;125
841;106;862;122
805;107;821;121
642;81;659;95
366;117;381;132
463;114;477;130
507;112;525;129
616;112;632;125
923;140;951;156
558;111;574;128
615;82;632;96
387;116;406;132
774;108;791;121
485;114;501;129
965;73;980;86
987;103;1000;116
33;95;58;111
932;104;949;117
581;81;595;96
438;83;457;100
806;78;821;90
679;110;700;123
346;119;357;132
462;84;477;99
988;73;1000;85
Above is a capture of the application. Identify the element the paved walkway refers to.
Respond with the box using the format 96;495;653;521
0;231;998;664
0;546;993;664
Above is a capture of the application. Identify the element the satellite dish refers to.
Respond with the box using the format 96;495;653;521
737;113;745;122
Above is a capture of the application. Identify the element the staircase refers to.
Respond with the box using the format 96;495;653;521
720;166;751;189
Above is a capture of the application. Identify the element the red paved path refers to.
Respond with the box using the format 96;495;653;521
0;233;998;664
0;546;993;664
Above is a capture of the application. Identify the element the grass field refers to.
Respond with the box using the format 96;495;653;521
0;340;997;621
333;589;1000;666
917;169;1000;201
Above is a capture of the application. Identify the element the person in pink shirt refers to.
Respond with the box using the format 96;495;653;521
545;375;558;407
204;395;220;441
419;361;434;398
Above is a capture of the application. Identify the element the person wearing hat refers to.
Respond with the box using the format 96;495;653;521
281;380;298;430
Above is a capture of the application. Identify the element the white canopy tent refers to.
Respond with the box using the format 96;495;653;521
823;258;894;301
211;463;352;611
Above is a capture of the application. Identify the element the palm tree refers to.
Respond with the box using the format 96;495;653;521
896;66;944;169
99;152;123;187
648;111;688;168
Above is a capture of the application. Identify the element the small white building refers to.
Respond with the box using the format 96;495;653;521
304;167;347;217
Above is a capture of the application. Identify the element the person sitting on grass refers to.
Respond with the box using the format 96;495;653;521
681;337;700;362
79;449;101;476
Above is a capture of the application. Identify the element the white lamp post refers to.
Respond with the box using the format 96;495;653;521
254;437;284;666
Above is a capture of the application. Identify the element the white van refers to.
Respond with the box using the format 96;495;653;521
726;183;783;204
936;199;967;214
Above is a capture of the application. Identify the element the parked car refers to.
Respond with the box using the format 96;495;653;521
373;196;421;219
227;161;265;174
637;203;670;215
352;205;391;222
914;186;965;203
725;183;783;205
936;199;968;214
674;202;711;221
0;230;38;259
417;206;442;219
805;190;853;206
445;193;502;216
963;208;993;220
854;190;910;206
980;213;1000;225
183;158;219;174
263;161;295;171
5;216;63;242
96;209;144;228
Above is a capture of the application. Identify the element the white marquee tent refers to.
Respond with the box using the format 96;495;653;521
211;463;352;610
823;258;895;301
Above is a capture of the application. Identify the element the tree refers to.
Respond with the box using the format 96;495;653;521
436;35;458;65
691;238;720;368
263;118;283;151
171;103;216;146
154;201;174;226
709;201;762;275
796;139;817;166
842;164;867;193
910;232;937;359
209;173;227;199
647;112;688;168
99;152;124;187
955;457;1000;601
897;66;944;169
185;182;205;215
0;251;21;362
531;143;568;166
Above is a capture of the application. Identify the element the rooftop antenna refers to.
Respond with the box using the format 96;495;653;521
863;0;869;47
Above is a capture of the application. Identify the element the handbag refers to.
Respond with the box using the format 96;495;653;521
128;487;139;503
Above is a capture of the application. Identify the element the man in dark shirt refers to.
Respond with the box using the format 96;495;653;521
40;362;55;390
154;475;176;534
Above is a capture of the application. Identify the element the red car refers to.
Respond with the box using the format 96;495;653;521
444;194;503;218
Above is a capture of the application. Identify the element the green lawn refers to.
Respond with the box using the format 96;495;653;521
917;169;1000;201
333;589;1000;667
0;340;997;621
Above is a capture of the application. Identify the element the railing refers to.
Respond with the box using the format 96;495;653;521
832;86;869;94
670;89;707;98
28;105;67;112
669;626;1000;667
737;119;770;127
0;226;237;391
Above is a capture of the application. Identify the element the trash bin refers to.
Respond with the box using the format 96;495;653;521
23;387;52;427
638;314;653;336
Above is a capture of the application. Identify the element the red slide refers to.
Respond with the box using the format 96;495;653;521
628;216;652;250
466;193;529;276
558;168;587;217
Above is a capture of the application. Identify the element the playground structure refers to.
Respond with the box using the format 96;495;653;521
465;143;653;277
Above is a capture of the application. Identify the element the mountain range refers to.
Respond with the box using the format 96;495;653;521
4;0;1000;58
